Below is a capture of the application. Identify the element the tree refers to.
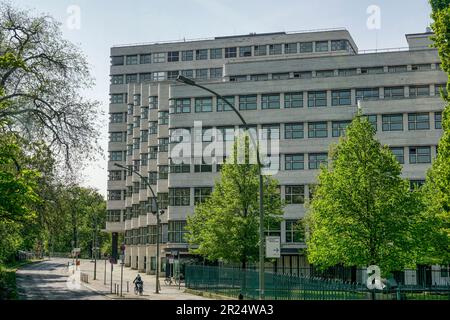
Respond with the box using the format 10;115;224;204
419;0;450;264
305;115;422;275
0;3;102;168
186;136;284;269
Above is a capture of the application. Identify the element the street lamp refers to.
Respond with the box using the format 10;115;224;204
114;162;164;294
175;75;266;300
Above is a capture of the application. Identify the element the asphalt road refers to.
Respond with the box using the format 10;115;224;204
16;258;108;300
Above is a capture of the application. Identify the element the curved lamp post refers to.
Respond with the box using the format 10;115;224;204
175;75;266;300
114;162;164;294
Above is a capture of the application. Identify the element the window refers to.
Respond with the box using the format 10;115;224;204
149;146;158;159
167;51;179;62
168;221;187;243
108;170;122;181
158;193;168;209
149;96;158;109
133;94;141;106
194;158;212;172
382;114;403;131
180;50;193;61
152;52;165;63
108;190;122;201
217;126;235;141
140;130;148;142
169;188;190;206
284;92;303;108
133;138;140;149
194;187;212;204
126;55;138;65
293;71;312;79
158;165;168;179
250;74;268;81
384;87;405;99
285;154;304;171
111;93;125;104
181;69;194;78
261;124;280;140
195;97;212;112
210;48;222;59
315;41;329;52
239;46;252;57
111;56;124;66
239;95;257;110
261;94;280;109
412;64;431;71
173;98;191;113
148;172;157;185
141;106;149;119
224;47;237;58
230;75;247;82
308;122;328;138
133;182;140;194
316;70;334;78
285;43;298;54
158;111;169;125
332;90;351;106
299;42;313;53
272;73;289;80
363;115;378;131
126;144;132;155
265;221;281;237
141;153;148;166
152;72;165;81
331;40;348;51
408;113;430;130
140;73;152;83
309;153;328;169
133;116;140;128
210;67;223;79
435;112;442;129
167;70;180;80
111;75;124;85
361;67;384;74
195;69;208;80
409;85;430;97
390;147;405;164
110;113;124;123
170;160;190;173
356;88;379;102
285;185;305;204
440;265;450;278
332;121;351;137
149;121;158;135
435;84;447;96
285;123;304;139
196;49;208;60
338;68;357;76
388;65;407;73
170;128;190;143
308;91;327;107
217;96;234;112
140;54;151;64
254;45;267;56
269;44;282;55
110;132;124;143
285;220;304;243
107;210;122;222
409;146;431;164
158;138;169;152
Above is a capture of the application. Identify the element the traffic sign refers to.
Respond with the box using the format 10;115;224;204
265;236;281;258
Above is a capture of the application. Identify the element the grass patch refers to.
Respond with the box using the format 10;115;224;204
0;260;39;300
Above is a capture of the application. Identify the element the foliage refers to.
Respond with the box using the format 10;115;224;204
305;115;422;274
186;135;284;268
419;1;450;264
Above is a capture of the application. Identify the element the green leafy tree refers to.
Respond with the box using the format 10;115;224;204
305;115;422;274
419;0;450;264
186;136;284;269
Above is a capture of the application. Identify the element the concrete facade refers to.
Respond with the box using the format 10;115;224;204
106;29;447;278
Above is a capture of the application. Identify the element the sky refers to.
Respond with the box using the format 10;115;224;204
12;0;433;197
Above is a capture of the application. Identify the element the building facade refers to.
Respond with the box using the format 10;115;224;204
106;29;447;279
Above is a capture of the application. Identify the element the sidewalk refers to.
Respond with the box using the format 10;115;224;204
77;259;209;300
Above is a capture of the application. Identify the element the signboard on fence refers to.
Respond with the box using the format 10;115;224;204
265;236;281;258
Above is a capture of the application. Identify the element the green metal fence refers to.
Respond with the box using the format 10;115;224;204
185;265;450;300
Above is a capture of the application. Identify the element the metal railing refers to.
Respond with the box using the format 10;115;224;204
185;265;450;300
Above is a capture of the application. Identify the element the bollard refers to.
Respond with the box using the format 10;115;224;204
127;281;129;293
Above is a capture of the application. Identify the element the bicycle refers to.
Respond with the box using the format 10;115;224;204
164;276;174;285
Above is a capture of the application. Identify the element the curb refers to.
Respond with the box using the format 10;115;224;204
184;289;237;300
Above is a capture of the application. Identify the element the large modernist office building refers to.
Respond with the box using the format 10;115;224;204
106;28;446;278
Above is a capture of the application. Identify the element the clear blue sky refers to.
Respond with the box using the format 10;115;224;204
13;0;433;196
